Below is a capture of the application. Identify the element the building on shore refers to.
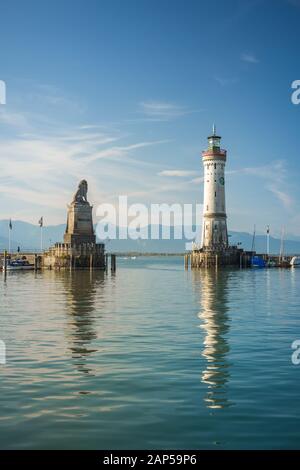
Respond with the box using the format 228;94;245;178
191;127;249;268
43;180;105;269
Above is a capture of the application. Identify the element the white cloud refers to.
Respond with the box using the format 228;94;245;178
139;101;199;121
241;52;259;63
266;185;293;209
0;108;170;222
214;76;239;86
0;108;30;129
158;170;197;177
227;161;293;210
191;176;204;184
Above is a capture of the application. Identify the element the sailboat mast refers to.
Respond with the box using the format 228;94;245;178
279;227;285;262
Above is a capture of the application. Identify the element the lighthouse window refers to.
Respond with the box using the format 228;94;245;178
206;205;208;211
215;191;216;197
214;163;216;169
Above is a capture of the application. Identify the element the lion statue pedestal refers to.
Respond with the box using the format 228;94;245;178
43;180;105;270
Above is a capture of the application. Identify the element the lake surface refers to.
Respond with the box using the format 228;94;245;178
0;257;299;449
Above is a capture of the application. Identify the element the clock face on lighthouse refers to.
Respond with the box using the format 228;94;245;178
219;176;225;185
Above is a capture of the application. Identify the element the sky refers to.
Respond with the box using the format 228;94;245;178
0;0;299;237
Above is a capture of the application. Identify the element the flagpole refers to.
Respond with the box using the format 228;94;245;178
39;217;43;252
267;225;270;257
8;224;11;254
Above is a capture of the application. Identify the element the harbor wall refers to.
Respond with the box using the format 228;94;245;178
43;242;105;269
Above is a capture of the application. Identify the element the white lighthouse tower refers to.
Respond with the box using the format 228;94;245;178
201;126;228;251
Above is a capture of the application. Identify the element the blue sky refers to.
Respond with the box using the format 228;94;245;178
0;0;299;236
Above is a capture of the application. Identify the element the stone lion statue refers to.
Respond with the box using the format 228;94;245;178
72;179;88;204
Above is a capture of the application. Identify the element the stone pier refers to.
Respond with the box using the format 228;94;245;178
186;247;253;269
43;180;105;270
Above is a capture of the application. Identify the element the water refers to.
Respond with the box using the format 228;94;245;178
0;257;300;449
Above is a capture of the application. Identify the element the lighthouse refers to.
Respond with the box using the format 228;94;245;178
201;126;228;251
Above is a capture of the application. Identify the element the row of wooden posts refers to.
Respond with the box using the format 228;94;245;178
184;253;221;269
106;254;116;272
2;251;116;275
67;253;116;271
184;252;252;269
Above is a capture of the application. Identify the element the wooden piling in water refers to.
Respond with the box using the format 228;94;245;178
184;254;189;270
4;250;7;277
111;254;116;272
34;254;38;271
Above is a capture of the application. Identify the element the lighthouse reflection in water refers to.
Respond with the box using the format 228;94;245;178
193;268;231;409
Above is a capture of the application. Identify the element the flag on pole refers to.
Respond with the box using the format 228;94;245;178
39;217;44;252
8;219;12;253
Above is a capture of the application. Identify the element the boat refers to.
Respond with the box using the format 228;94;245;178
290;256;300;267
2;259;35;271
251;255;266;268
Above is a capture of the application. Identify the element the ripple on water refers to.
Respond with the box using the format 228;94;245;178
0;260;300;449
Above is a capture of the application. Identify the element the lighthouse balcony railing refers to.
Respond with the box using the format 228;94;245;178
202;149;227;157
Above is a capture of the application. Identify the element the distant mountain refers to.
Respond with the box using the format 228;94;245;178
1;220;300;254
228;231;300;255
0;220;65;251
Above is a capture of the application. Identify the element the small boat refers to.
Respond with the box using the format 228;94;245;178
290;256;300;267
2;259;35;271
251;255;266;268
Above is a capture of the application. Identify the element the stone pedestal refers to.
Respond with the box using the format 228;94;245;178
43;180;105;270
64;202;96;245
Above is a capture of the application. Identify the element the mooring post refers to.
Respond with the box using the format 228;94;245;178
215;254;218;270
34;254;38;271
89;254;93;271
184;254;189;270
111;254;116;272
105;253;108;271
4;250;7;277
